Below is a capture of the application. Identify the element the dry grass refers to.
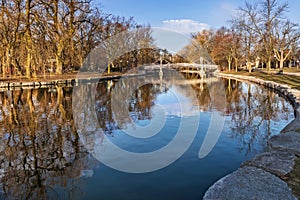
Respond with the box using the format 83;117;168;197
286;157;300;199
282;68;300;73
223;70;300;90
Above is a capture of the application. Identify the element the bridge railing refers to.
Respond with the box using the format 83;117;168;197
139;63;219;72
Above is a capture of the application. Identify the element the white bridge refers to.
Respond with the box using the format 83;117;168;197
141;63;219;73
136;62;221;88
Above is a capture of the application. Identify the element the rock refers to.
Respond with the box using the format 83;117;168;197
281;118;300;133
242;150;296;177
296;108;300;118
203;166;296;200
269;131;300;156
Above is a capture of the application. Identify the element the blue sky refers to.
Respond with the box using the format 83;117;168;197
97;0;300;34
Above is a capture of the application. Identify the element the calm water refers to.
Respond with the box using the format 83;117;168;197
0;74;294;200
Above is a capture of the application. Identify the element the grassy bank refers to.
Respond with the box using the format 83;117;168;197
223;70;300;90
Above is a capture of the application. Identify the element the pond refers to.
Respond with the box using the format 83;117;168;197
0;72;294;200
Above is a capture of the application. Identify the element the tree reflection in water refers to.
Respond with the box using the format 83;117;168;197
0;88;99;199
0;75;294;199
223;78;292;154
94;80;162;135
180;74;292;154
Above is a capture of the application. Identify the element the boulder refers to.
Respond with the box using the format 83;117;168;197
242;150;296;177
269;131;300;156
281;118;300;133
203;166;296;200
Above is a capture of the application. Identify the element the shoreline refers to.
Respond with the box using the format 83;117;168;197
203;72;300;200
0;72;142;91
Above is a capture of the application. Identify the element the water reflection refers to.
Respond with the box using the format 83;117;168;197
0;88;98;199
95;80;162;134
0;75;294;199
223;79;292;153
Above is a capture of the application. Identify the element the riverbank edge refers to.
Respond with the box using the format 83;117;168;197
203;72;300;199
0;72;144;91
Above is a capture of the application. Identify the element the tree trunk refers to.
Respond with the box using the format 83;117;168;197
54;0;63;75
279;53;284;69
56;55;63;75
56;45;63;74
233;58;238;72
247;61;252;73
69;0;75;69
26;52;31;78
267;60;271;71
5;48;12;77
2;55;6;78
279;50;284;69
25;0;32;78
227;56;232;71
108;62;114;74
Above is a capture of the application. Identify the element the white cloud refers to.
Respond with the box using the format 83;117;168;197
162;19;210;35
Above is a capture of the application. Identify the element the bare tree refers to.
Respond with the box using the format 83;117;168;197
237;0;290;70
74;8;103;68
0;0;154;78
38;0;95;74
273;20;300;70
0;0;23;78
211;27;242;71
98;16;153;74
232;15;258;73
228;27;243;72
